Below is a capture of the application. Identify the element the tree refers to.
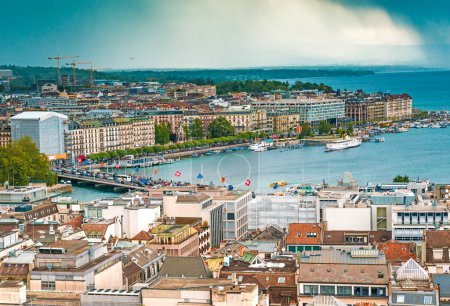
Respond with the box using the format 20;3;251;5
0;137;56;186
393;175;410;183
182;125;190;140
116;149;126;157
299;122;312;138
191;118;204;139
208;117;235;138
127;148;137;156
345;123;354;135
155;124;171;145
318;120;332;135
108;151;119;159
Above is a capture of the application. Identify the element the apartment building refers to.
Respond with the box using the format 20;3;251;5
145;109;184;134
67;116;155;158
150;221;199;256
384;94;412;119
422;230;450;273
0;117;11;147
345;98;385;122
252;98;345;124
162;191;224;250
297;249;389;306
267;111;301;132
29;240;122;292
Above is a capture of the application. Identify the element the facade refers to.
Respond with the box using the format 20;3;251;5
29;240;123;292
68;116;155;158
252;98;345;124
297;249;389;306
162;191;224;250
286;223;321;253
0;117;11;147
150;222;199;256
145;109;184;134
384;94;412;119
214;190;251;242
345;98;385;122
10;111;68;156
267;111;301;132
422;230;450;274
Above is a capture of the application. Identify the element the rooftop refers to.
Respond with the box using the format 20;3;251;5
148;277;231;290
11;111;67;121
158;256;212;278
299;249;387;265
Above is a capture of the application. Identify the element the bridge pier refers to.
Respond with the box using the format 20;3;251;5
114;186;128;192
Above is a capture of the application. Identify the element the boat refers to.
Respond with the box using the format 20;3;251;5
375;137;385;143
248;141;273;151
270;181;288;188
204;151;214;155
325;135;362;152
397;127;408;133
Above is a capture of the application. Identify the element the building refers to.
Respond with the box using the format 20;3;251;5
267;111;301;132
141;278;261;306
252;98;345;125
376;240;417;266
29;240;122;292
67;116;155;159
10;111;68;156
383;94;412;120
0;280;26;305
162;191;223;250
297;249;389;306
0;117;11;147
286;223;321;253
150;221;199;256
145;109;184;134
389;258;439;306
422;230;450;274
345;98;385;122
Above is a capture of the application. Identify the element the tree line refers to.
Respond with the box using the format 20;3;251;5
215;80;332;95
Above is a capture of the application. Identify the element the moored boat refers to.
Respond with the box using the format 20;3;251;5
325;135;362;152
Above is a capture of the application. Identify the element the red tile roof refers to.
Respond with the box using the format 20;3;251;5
81;223;109;239
286;223;321;245
425;230;450;248
131;230;153;242
377;240;416;265
65;215;83;230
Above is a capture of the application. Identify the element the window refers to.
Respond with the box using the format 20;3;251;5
278;277;285;284
396;295;405;303
371;287;385;297
320;286;335;295
303;285;318;295
433;249;443;260
424;296;433;304
354;287;369;296
226;213;235;220
41;281;55;290
336;286;352;296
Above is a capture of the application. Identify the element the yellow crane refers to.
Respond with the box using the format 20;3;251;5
48;54;79;85
65;61;91;85
89;65;111;87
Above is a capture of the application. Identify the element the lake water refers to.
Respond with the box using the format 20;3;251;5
68;70;450;201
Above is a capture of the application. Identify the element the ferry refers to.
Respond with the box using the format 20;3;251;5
325;135;362;152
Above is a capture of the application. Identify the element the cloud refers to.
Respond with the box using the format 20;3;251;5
113;0;424;68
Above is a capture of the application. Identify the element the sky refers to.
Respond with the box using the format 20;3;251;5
1;0;450;69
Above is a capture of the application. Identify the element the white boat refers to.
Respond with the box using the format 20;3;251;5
248;141;273;151
397;127;408;132
375;137;385;143
325;135;362;152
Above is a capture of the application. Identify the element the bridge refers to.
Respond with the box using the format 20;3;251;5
57;173;148;192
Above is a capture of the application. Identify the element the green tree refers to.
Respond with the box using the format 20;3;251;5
116;149;126;157
127;148;137;156
318;120;332;135
299;122;312;138
155;124;171;145
393;175;410;183
191;118;204;139
345;123;354;135
208;117;235;138
108;151;119;159
0;137;56;186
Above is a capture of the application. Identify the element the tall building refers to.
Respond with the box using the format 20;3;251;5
0;117;11;147
10;111;68;156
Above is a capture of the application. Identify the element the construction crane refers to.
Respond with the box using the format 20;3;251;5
89;65;111;87
65;61;91;86
48;55;79;85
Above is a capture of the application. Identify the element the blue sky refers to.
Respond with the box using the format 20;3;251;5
1;0;450;68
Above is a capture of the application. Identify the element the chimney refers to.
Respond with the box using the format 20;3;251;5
231;272;238;285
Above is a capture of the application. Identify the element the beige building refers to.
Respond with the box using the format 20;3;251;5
29;240;122;292
384;94;412;119
267;111;301;132
0;118;11;147
150;222;199;257
141;278;260;306
68;116;155;158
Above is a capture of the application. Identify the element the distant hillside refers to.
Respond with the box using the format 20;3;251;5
0;65;374;91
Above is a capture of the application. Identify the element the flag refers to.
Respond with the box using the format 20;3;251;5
154;168;158;174
100;162;105;168
273;183;279;190
82;160;89;165
228;184;234;191
245;179;251;186
134;166;139;172
163;181;169;186
116;163;120;169
175;170;181;177
221;177;226;183
196;173;204;179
